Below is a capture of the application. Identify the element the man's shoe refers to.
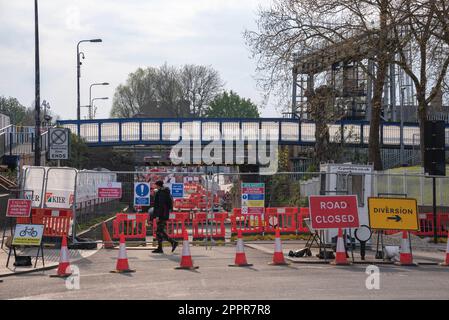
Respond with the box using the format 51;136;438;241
171;241;178;253
152;248;164;253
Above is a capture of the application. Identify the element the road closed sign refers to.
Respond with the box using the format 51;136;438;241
309;195;360;230
368;197;419;231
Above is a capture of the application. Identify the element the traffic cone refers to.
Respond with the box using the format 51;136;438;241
269;228;289;266
440;231;449;266
50;235;72;278
102;222;114;249
396;231;417;266
229;229;253;267
175;229;199;270
110;233;135;273
332;228;349;265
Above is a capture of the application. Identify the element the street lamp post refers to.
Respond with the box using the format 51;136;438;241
89;82;109;119
400;87;406;165
90;97;109;119
76;38;102;123
42;100;50;127
34;0;41;166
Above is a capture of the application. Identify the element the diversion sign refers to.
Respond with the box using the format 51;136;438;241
368;197;419;231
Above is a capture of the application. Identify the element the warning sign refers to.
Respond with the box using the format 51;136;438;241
309;195;360;230
368;197;419;231
6;199;32;218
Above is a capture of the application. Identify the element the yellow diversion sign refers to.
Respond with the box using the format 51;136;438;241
368;197;419;231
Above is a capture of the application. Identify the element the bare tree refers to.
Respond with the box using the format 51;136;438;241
111;64;224;118
110;67;158;118
391;0;449;160
244;0;408;170
180;65;224;117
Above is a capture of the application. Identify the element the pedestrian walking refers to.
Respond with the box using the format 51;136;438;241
152;180;178;253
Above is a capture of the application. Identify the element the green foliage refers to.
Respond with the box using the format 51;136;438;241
0;96;27;125
203;91;260;118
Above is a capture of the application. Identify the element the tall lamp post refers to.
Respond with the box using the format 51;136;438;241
89;82;109;118
34;0;41;166
90;97;109;119
77;38;102;123
400;86;406;165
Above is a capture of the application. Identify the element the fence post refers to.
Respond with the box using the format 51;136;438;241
420;173;424;206
9;132;12;155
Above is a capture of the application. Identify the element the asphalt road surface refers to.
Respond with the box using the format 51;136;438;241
1;246;448;300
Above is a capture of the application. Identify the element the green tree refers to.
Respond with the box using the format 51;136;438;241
204;91;259;118
0;96;27;125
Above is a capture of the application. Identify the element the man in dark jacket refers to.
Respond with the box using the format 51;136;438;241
152;180;178;253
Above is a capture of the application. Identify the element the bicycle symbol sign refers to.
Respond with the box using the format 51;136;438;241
12;224;44;246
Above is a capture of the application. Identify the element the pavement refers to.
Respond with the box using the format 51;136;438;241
0;240;448;300
0;245;99;277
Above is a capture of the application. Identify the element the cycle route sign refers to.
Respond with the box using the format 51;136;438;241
12;224;44;246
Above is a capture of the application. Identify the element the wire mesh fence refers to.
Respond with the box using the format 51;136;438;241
4;166;449;250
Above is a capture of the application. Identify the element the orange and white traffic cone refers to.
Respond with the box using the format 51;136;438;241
102;222;114;249
110;233;135;273
50;235;72;278
175;229;199;270
332;228;349;265
229;229;253;267
396;231;416;266
440;231;449;266
269;228;289;266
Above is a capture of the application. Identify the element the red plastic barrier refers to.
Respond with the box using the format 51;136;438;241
192;213;226;240
232;208;241;216
264;207;297;234
385;213;449;237
174;198;196;211
231;213;264;235
297;207;310;233
152;217;186;240
17;208;73;238
113;213;148;240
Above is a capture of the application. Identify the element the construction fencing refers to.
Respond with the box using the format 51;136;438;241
5;167;449;248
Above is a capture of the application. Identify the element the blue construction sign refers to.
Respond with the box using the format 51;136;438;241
171;183;184;198
134;182;150;206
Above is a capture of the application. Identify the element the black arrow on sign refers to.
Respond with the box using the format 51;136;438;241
387;215;402;222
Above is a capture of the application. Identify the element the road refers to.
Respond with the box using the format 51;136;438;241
1;245;448;300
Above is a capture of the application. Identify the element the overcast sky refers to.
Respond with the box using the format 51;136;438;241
0;0;281;121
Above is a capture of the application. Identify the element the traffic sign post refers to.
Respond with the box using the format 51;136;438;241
308;195;360;230
98;182;122;199
134;182;151;206
48;128;70;161
6;224;45;269
241;183;265;215
171;183;184;198
368;197;419;231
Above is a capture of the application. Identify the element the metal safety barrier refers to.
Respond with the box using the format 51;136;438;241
113;213;148;241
